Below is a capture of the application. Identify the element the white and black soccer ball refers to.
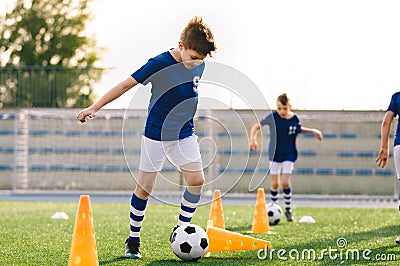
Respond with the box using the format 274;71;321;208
267;202;283;225
170;224;209;261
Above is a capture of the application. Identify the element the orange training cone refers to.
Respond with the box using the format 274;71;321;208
68;195;99;266
251;188;270;233
206;220;271;252
208;189;225;229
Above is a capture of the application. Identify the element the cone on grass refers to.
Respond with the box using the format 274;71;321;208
68;195;99;266
208;189;225;229
206;220;271;253
251;188;270;233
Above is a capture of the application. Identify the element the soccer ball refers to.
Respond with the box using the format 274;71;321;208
267;202;283;225
170;224;209;261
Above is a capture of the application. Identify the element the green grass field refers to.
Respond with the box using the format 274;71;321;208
1;201;399;265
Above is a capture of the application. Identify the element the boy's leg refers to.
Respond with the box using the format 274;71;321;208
169;163;204;241
281;161;294;222
269;162;281;203
281;173;293;222
393;146;400;210
130;170;158;240
393;146;400;244
396;178;400;232
178;162;204;226
125;170;157;259
169;162;204;241
167;136;203;238
269;174;280;203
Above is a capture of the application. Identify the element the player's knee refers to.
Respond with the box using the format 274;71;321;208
135;185;153;199
270;181;279;190
281;181;290;188
190;175;204;187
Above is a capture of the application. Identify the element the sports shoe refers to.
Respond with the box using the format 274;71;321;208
396;236;400;245
169;225;179;243
285;210;294;222
125;238;142;259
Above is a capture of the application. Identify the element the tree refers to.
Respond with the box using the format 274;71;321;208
0;0;103;107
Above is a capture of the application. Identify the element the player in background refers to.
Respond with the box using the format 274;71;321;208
77;16;216;258
376;91;400;245
249;93;323;222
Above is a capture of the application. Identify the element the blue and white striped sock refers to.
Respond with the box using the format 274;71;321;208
270;188;279;203
283;187;292;212
128;193;148;243
178;189;201;226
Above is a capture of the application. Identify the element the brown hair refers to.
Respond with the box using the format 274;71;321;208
277;93;290;106
180;16;217;57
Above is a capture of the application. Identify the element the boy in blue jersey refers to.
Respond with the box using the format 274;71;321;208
376;91;400;244
249;93;323;222
77;16;216;258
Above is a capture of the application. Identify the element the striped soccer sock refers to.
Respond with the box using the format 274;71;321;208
178;188;201;226
270;188;279;203
283;187;292;212
128;193;148;243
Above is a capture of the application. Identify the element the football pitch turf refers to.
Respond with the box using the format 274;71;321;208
1;201;399;265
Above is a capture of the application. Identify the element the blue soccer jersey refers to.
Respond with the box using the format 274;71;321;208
387;92;400;147
132;50;204;141
260;111;302;162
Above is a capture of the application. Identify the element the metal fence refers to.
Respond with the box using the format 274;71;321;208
0;66;103;108
0;108;395;195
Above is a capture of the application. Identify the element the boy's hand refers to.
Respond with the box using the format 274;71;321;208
77;107;96;123
313;129;323;141
376;148;389;168
249;140;258;151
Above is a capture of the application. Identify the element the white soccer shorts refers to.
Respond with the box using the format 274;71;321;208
269;161;294;175
139;135;202;172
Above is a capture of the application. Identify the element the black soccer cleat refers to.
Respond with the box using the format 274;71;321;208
125;238;142;259
285;210;294;222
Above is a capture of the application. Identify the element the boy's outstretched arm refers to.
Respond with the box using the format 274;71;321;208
77;77;138;123
376;110;395;168
249;123;261;151
301;127;323;141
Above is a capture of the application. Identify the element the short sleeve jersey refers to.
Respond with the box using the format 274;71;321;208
131;50;204;141
260;111;302;162
387;92;400;147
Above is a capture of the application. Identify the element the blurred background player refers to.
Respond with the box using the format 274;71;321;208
249;93;323;222
77;16;216;258
376;91;400;245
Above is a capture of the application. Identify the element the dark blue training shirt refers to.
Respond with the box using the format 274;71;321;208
132;50;204;141
387;91;400;147
260;111;302;162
